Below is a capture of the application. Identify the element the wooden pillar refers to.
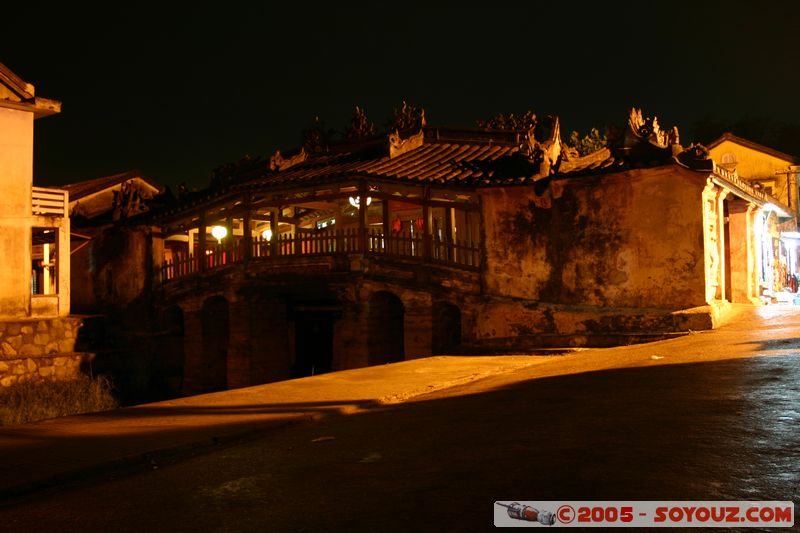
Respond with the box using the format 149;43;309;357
358;181;368;253
422;186;431;260
198;211;207;272
269;208;278;257
242;195;252;261
380;198;390;254
444;206;454;261
225;215;234;264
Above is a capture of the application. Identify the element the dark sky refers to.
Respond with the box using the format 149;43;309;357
4;2;800;190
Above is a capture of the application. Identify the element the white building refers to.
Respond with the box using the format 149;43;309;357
0;62;69;318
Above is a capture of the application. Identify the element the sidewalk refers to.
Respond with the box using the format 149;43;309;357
0;355;540;499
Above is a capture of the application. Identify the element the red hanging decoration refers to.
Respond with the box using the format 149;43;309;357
391;216;402;233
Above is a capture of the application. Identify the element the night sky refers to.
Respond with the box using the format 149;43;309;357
4;2;800;190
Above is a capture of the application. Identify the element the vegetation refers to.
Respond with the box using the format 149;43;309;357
568;127;607;155
477;111;537;131
0;376;118;426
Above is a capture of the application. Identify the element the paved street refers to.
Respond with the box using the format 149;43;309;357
0;305;798;532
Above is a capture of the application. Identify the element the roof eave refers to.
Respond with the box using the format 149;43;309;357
0;96;61;118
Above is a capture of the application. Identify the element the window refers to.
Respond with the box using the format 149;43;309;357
31;228;57;295
720;152;737;170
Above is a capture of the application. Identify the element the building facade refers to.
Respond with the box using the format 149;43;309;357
0;63;87;388
708;133;799;296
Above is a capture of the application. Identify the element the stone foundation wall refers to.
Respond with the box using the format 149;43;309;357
0;354;90;387
0;317;88;387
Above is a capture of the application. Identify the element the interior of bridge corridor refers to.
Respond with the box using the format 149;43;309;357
159;186;482;281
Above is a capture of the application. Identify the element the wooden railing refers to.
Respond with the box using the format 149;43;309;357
160;228;480;283
32;187;67;216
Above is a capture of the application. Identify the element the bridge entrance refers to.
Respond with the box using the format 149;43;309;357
292;315;334;378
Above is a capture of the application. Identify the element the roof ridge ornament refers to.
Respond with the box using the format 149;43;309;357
626;108;678;150
345;105;377;139
390;100;426;132
389;128;425;158
269;147;308;171
674;142;714;171
520;115;563;179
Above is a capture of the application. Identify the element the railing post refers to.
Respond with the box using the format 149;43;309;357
445;206;454;262
336;228;344;253
422;186;431;260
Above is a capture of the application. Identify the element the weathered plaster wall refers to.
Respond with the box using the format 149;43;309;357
0;107;70;318
482;166;707;310
0;107;33;318
72;226;151;312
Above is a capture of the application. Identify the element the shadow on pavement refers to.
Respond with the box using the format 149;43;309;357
1;354;798;533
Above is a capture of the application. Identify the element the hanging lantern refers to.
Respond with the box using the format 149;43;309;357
211;225;227;243
261;228;273;241
348;196;372;208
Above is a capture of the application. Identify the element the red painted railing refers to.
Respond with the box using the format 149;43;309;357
160;228;480;283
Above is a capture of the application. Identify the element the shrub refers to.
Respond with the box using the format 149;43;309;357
0;375;118;426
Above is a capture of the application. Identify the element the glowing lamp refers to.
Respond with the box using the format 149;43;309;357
261;228;273;241
348;196;372;208
211;225;227;243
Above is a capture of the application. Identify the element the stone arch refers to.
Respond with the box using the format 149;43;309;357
432;301;461;355
158;305;185;395
201;295;229;391
368;291;405;365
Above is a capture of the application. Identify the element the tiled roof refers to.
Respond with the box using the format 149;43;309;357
62;170;162;201
234;128;620;192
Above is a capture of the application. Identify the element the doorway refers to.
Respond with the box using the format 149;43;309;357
292;315;334;378
368;291;405;365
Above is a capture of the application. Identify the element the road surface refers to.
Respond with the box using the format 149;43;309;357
1;304;798;531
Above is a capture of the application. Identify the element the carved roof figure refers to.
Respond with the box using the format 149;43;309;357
390;101;426;132
626;108;676;149
675;142;714;171
618;108;682;162
388;128;424;159
112;180;150;221
519;116;563;179
302;116;329;153
269;147;308;171
345;106;377;139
